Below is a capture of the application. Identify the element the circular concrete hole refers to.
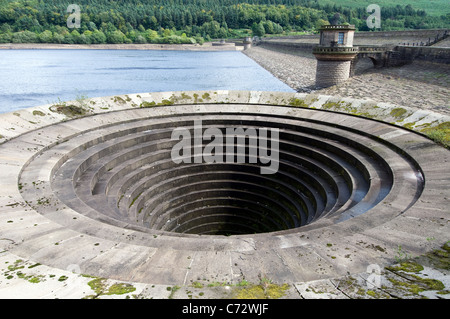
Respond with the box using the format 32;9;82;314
46;112;420;236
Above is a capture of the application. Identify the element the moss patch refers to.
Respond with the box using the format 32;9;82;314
159;99;175;106
232;278;290;299
2;259;45;284
421;122;450;149
140;101;157;108
386;261;424;273
202;92;211;101
107;283;136;295
320;100;363;115
384;242;450;297
85;277;136;298
32;110;46;116
50;104;88;118
402;122;415;130
387;275;445;296
191;281;204;289
113;96;127;104
167;285;181;299
423;241;450;270
87;277;107;295
390;107;408;118
322;101;343;110
288;98;309;108
140;98;175;108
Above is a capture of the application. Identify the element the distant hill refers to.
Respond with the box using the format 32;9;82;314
0;0;448;45
318;0;449;16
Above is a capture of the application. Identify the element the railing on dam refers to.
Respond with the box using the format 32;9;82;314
313;47;359;54
357;46;390;53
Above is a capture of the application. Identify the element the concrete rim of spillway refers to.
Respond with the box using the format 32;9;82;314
0;90;449;287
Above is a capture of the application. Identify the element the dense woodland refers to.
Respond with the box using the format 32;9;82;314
0;0;448;44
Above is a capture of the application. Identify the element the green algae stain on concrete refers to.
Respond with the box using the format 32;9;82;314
85;277;136;298
140;101;157;108
387;275;445;296
386;261;424;273
288;98;309;108
140;99;174;108
2;259;44;284
233;283;290;299
390;107;408;118
232;277;290;299
32;110;46;117
423;241;450;270
384;241;450;298
296;241;450;299
421;121;450;149
49;104;89;118
107;282;137;295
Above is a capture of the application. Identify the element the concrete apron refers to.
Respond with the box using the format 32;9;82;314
0;91;448;299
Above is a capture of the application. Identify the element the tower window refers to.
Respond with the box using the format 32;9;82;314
338;32;345;44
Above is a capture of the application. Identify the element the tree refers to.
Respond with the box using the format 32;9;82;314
263;20;274;34
162;28;173;37
315;18;329;30
63;33;75;44
137;24;145;32
218;27;228;38
0;0;444;44
329;13;341;25
149;16;158;30
144;29;158;42
12;30;38;43
202;21;221;38
0;23;12;33
107;30;125;44
38;30;53;43
90;30;106;44
70;30;81;43
78;34;91;44
273;22;283;34
88;21;97;31
251;21;265;37
52;32;64;44
0;32;11;43
134;35;147;43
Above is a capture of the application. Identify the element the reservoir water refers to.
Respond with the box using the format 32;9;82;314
0;49;294;113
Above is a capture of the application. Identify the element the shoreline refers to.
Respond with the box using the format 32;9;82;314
243;45;450;115
0;42;241;51
2;42;448;115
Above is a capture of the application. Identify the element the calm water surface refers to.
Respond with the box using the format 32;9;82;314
0;49;294;113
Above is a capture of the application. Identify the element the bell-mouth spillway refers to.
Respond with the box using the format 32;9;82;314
45;113;413;237
1;91;449;288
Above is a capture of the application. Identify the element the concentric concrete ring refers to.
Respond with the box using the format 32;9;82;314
0;91;449;287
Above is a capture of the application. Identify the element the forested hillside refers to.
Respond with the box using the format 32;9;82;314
0;0;448;44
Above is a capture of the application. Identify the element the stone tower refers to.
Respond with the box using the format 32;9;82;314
313;24;358;88
243;37;252;50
